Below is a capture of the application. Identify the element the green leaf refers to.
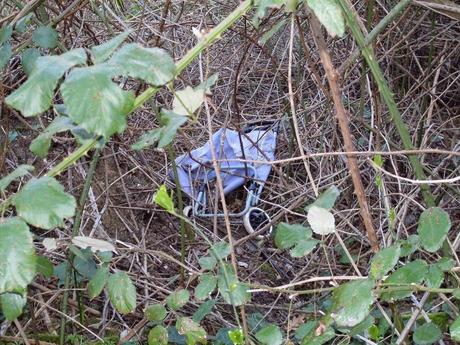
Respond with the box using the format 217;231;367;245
176;317;206;345
107;272;137;314
413;323;442;344
349;315;374;336
217;264;250;306
0;164;34;192
369;244;401;280
13;177;76;229
6;48;87;117
30;116;75;158
132;110;187;149
425;264;444;289
381;260;428;301
290;239;319;257
21;48;41;76
274;223;312;249
295;322;316;341
145;304;167;322
330;278;375;327
198;256;217;271
0;292;26;321
0;218;36;293
300;323;335;345
148;325;168;345
259;20;286;45
0;25;13;44
36;256;53;278
450;316;460;341
228;328;244;345
307;0;345;38
60;64;134;138
166;289;190;311
417;207;451;252
307;206;335;235
195;274;217;301
88;266;109;299
15;14;33;33
192;300;215;323
90;30;132;64
399;235;420;257
436;257;455;272
154;185;175;213
109;43;176;86
255;324;283;345
0;42;12;70
173;86;205;116
32;26;58;48
255;0;286;20
305;185;340;211
210;242;231;260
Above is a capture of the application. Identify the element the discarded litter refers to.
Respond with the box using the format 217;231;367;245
171;122;278;236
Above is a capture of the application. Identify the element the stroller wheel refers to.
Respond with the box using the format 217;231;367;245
243;207;273;239
183;206;193;218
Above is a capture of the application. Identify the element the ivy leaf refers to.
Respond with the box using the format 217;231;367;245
307;206;335;235
307;0;345;38
13;177;76;229
290;239;319;257
274;223;312;249
255;324;283;345
369;244;401;280
198;256;217;271
380;260;428;301
145;304;167;322
132;110;187;150
154;185;175;213
0;292;27;321
21;48;41;76
109;43;176;86
148;325;169;345
173;86;205;116
451;317;460;342
36;256;54;278
88;266;109;299
305;185;340;211
217;264;250;306
417;207;451;252
0;42;12;71
0;25;13;44
90;30;132;64
6;48;87;117
107;272;137;314
330;278;375;327
413;323;442;344
210;242;231;260
195;274;217;301
30;116;75;158
0;218;36;293
32;26;58;48
0;164;34;192
61;64;134;138
176;317;206;345
167;289;190;311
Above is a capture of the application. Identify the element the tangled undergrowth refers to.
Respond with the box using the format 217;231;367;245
0;0;459;344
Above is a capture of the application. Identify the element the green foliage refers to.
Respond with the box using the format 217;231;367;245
307;206;335;235
274;222;319;257
32;26;58;48
228;328;244;345
145;304;167;322
0;292;26;321
300;323;335;345
305;185;340;211
330;279;375;327
90;30;131;64
154;185;175;213
13;177;76;229
369;244;400;280
88;266;109;299
0;218;36;293
176;317;206;345
210;242;232;260
0;164;34;192
417;207;451;252
148;325;169;345
0;42;12;70
36;256;54;278
307;0;345;38
413;323;442;344
167;289;190;311
0;25;13;44
195;274;217;301
198;256;217;271
450;317;460;341
217;264;250;306
254;0;286;22
30;116;75;157
6;48;87;117
192;300;215;323
21;48;41;76
107;272;137;314
255;324;283;345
